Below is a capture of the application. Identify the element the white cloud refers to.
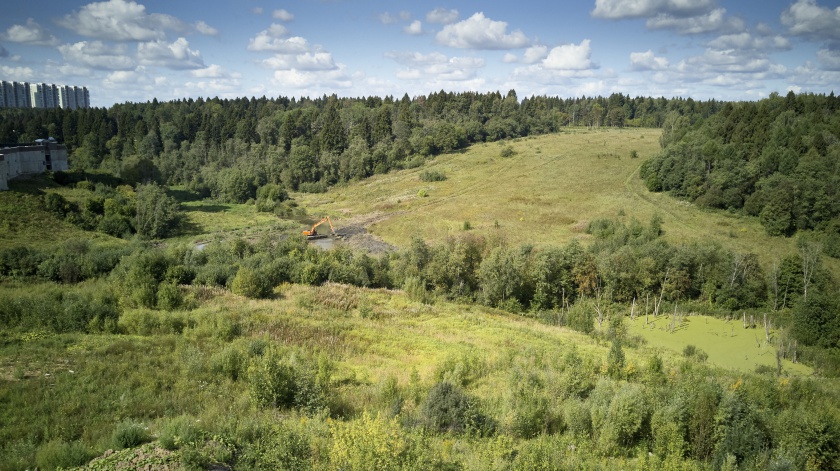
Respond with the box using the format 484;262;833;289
262;51;338;71
195;21;219;36
272;65;352;90
385;51;484;82
677;49;782;75
273;9;294;22
436;12;530;50
137;37;205;69
2;19;60;46
59;41;135;70
523;45;549;64
630;50;669;70
191;64;227;78
400;11;412;21
103;65;156;86
707;32;790;51
378;12;399;24
252;7;264;15
782;0;840;41
58;0;187;41
543;40;596;70
591;0;715;19
52;63;95;77
427;8;459;24
646;8;745;34
247;24;309;53
817;48;840;70
502;53;518;63
404;20;423;35
0;65;35;81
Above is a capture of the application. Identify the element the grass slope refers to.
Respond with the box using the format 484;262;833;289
298;128;819;271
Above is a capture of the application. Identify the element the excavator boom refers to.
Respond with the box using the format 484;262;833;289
302;216;341;239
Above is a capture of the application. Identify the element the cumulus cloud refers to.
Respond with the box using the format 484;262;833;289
782;0;840;41
404;20;423;35
630;50;669;70
272;65;352;90
0;65;35;80
247;24;309;53
646;8;745;34
103;65;158;87
262;51;338;71
817;48;840;70
58;0;187;41
707;32;790;51
58;41;135;70
543;40;596;70
385;51;484;81
436;12;529;49
191;64;228;78
137;37;205;69
523;45;549;64
2;19;61;46
677;49;782;75
502;53;518;63
195;21;219;36
592;0;715;19
426;7;459;24
273;9;294;22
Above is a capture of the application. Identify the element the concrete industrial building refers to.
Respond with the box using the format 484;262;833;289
0;139;69;190
0;81;89;109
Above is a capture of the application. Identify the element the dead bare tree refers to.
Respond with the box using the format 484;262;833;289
764;313;770;342
594;286;606;330
630;297;636;320
799;238;822;302
654;269;669;318
769;259;781;311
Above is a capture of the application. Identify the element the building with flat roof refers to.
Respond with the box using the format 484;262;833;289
0;81;88;109
0;139;69;190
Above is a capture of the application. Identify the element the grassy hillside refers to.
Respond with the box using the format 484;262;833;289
298;128;816;270
2;282;825;470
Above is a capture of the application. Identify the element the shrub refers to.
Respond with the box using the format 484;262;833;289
403;276;430;304
231;267;273;299
630;150;639;159
500;146;515;158
156;281;183;310
158;415;204;451
419;169;447;182
111;420;151;449
35;440;94;470
420;381;492;435
329;412;411;471
417;189;428;198
248;352;326;412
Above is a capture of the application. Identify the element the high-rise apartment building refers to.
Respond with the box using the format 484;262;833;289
0;80;89;109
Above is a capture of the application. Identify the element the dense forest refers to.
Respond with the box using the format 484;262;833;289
641;91;840;253
0;91;720;198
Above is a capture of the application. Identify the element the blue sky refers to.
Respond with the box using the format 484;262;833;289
1;0;839;106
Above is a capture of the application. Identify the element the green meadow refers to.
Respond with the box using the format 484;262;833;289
299;128;821;272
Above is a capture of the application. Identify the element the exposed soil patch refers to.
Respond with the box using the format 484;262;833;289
334;212;397;254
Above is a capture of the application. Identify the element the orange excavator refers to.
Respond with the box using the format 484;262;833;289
302;216;342;240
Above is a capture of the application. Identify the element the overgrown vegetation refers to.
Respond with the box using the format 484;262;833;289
1;92;839;469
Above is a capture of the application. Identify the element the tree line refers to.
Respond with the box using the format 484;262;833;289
0;91;720;201
641;91;840;252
